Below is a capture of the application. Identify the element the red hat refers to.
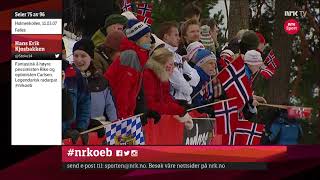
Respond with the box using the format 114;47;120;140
255;32;265;45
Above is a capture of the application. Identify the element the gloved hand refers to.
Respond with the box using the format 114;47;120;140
141;110;161;126
63;129;80;144
183;73;191;81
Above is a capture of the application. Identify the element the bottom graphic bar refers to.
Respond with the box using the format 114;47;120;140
63;162;267;170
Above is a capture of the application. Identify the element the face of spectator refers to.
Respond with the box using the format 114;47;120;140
73;50;91;72
165;56;174;76
164;27;180;47
136;32;152;50
184;24;200;44
210;25;219;42
106;23;124;34
200;59;217;76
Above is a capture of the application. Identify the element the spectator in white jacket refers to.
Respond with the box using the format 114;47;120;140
156;22;200;105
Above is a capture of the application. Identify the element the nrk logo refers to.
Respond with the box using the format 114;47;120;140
284;19;300;35
284;11;307;18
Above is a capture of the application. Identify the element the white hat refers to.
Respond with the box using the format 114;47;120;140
186;41;205;61
244;50;263;65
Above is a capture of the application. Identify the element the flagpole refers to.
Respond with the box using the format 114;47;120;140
80;113;144;135
187;97;237;112
259;103;313;110
192;118;216;120
258;103;288;109
191;58;238;100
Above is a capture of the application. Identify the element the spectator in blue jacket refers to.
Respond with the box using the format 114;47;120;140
191;49;222;115
268;109;303;145
62;60;91;143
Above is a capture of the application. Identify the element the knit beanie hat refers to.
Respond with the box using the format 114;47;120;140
200;25;215;50
244;50;263;65
104;14;128;28
193;49;216;67
73;39;95;59
255;32;266;45
125;19;151;42
240;30;259;50
186;41;205;61
104;31;126;51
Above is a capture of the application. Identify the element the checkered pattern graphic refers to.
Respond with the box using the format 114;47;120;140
105;117;145;145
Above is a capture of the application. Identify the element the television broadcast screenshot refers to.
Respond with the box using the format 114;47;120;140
1;0;320;178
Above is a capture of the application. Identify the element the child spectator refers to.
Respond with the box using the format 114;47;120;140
191;49;222;114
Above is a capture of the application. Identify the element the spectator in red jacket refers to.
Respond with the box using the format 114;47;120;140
143;47;194;130
104;19;160;124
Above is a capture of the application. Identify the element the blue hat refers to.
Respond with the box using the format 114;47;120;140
193;49;216;66
125;19;151;41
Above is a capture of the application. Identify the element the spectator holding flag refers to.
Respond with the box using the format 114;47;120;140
105;19;160;125
238;31;267;119
91;14;128;47
191;49;222;116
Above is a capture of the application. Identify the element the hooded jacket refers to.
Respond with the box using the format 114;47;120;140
143;57;185;116
104;38;149;119
165;43;200;104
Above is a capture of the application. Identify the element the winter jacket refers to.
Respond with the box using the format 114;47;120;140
62;66;91;133
91;28;107;47
191;66;214;107
86;72;117;122
269;113;303;145
104;38;149;119
93;47;113;74
143;57;185;116
165;43;200;104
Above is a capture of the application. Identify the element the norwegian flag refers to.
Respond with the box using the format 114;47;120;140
264;50;280;70
213;98;238;135
136;14;153;26
137;3;153;18
287;107;312;119
121;0;132;12
219;54;233;68
260;66;275;79
229;120;264;145
217;56;253;109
